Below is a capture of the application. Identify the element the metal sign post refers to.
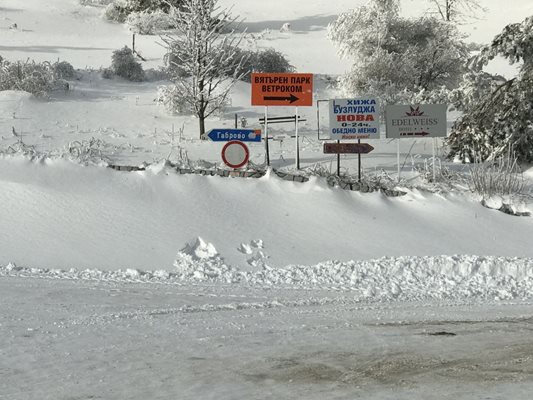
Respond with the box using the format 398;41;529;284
358;138;362;182
265;106;270;166
432;137;436;182
337;140;340;177
295;106;299;170
397;139;401;183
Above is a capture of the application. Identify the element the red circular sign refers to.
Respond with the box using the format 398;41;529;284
221;141;249;169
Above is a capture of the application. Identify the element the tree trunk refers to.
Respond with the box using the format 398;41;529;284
199;114;206;139
198;77;206;139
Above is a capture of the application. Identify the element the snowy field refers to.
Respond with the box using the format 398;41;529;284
1;0;533;398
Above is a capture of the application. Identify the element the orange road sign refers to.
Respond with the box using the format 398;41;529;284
251;73;313;107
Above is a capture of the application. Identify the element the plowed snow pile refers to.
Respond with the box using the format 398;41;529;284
3;250;533;301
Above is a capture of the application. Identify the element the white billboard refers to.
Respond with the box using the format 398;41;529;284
385;104;447;138
329;97;380;140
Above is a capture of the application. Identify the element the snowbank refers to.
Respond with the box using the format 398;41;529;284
3;254;533;302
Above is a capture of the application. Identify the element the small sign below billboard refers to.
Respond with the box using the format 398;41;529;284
329;97;380;140
324;142;374;154
385;104;447;138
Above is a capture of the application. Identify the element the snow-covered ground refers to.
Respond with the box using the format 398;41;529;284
1;0;533;398
2;274;533;400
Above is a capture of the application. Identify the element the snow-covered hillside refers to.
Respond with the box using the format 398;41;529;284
0;155;532;271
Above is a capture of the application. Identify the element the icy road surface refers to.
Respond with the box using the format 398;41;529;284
1;276;533;400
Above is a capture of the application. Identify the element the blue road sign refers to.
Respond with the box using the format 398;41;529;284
207;129;262;143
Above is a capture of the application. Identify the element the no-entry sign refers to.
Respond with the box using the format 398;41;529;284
221;141;249;169
251;73;313;106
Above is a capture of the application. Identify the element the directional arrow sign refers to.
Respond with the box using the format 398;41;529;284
323;143;374;154
399;131;430;137
251;73;313;106
263;94;299;104
207;129;262;143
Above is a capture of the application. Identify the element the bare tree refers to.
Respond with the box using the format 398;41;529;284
161;0;247;138
427;0;486;22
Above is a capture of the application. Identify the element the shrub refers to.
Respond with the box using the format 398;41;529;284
0;58;55;96
224;47;293;82
65;137;111;164
155;84;190;114
104;0;183;23
104;1;130;23
144;67;169;81
52;61;76;79
469;150;524;200
125;9;175;34
111;46;145;81
101;67;114;79
125;0;182;13
80;0;113;5
253;48;294;75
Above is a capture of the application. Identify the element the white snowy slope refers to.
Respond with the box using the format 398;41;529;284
1;155;532;271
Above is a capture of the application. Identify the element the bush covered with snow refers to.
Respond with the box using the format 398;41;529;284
125;9;176;34
104;1;130;23
80;0;113;6
110;46;145;81
155;84;190;114
220;47;294;82
52;61;76;80
63;137;111;164
104;0;182;23
252;48;294;76
0;58;71;96
144;67;169;81
468;151;525;200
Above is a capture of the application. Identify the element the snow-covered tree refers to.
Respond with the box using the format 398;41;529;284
328;0;468;109
160;0;247;138
447;15;533;162
427;0;486;22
